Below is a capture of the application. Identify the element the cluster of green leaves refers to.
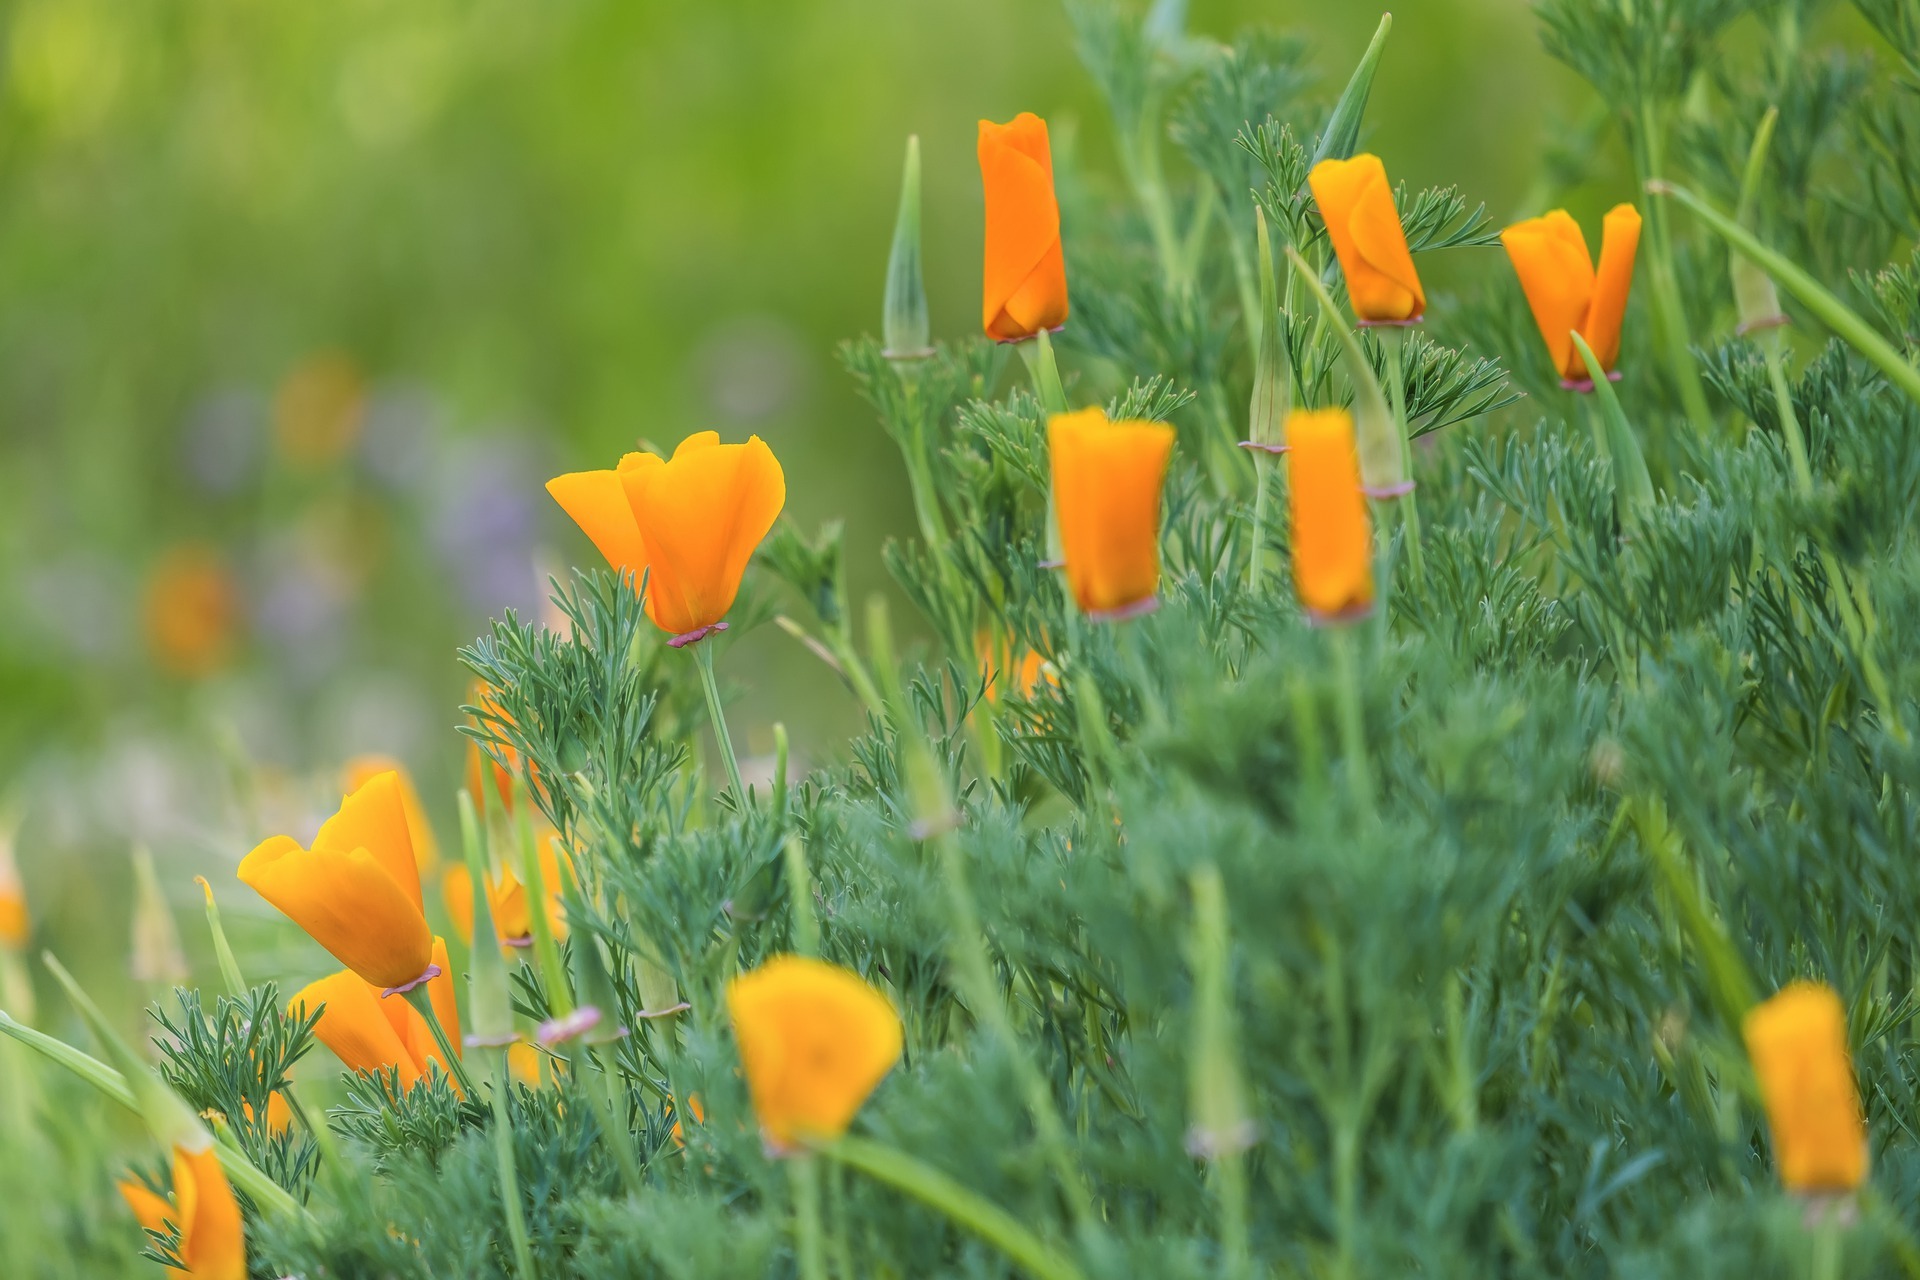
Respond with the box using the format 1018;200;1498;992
118;0;1920;1276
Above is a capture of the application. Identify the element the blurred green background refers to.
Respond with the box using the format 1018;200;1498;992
0;0;1570;993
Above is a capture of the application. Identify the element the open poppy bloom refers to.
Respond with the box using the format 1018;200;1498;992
548;432;785;646
238;770;435;993
1308;154;1425;325
443;828;571;948
117;1141;246;1280
342;755;439;879
1287;410;1375;623
980;112;1069;342
291;937;462;1092
1501;204;1642;388
1743;981;1868;1193
1049;408;1176;621
727;955;903;1154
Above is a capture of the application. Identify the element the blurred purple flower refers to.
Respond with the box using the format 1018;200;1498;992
360;382;445;493
181;388;268;495
428;433;545;618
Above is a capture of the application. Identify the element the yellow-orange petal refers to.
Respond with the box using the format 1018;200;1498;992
546;468;650;581
0;840;25;949
1287;409;1374;620
314;770;424;916
173;1143;247;1280
1502;210;1597;381
1048;408;1176;617
291;970;425;1087
119;1177;174;1236
1743;981;1868;1193
980;113;1069;341
1309;155;1424;322
1581;204;1642;377
342;756;440;880
238;836;433;990
620;433;786;637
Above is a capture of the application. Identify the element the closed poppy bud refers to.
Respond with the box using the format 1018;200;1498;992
1049;408;1176;620
1287;410;1374;623
342;755;440;879
118;1143;247;1280
979;112;1069;342
1743;981;1868;1193
1308;154;1425;324
549;433;785;646
238;770;435;993
1501;204;1642;387
727;955;903;1154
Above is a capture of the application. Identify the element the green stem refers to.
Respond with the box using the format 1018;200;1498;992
1017;330;1070;416
694;642;748;800
1380;329;1424;580
824;1135;1087;1280
576;1046;644;1200
1215;1149;1252;1280
791;1155;829;1280
1632;98;1715;429
512;793;573;1025
401;986;478;1099
784;835;820;957
1248;455;1273;593
1328;625;1374;821
489;1051;539;1280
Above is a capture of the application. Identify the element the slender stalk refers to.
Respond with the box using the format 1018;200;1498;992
784;835;820;957
824;1135;1088;1280
1328;625;1374;820
401;986;478;1098
1248;457;1273;592
791;1155;829;1280
488;1050;539;1280
512;792;573;1024
693;642;747;800
574;1045;644;1200
1380;329;1424;579
1631;98;1715;428
1810;1213;1842;1280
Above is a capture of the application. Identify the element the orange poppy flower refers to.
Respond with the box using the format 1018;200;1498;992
548;432;785;645
442;828;571;948
290;937;461;1091
117;1143;246;1280
143;545;239;678
342;755;440;879
976;630;1053;702
979;112;1069;342
1049;408;1176;620
1308;154;1425;324
1287;410;1374;623
0;828;26;950
728;955;902;1154
1743;981;1868;1193
238;770;435;992
463;682;539;820
1501;204;1642;386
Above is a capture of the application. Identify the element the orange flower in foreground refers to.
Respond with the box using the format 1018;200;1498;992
342;756;440;878
728;955;902;1153
1308;154;1424;324
443;830;571;947
1287;410;1374;623
1501;204;1642;385
117;1143;246;1280
143;546;239;678
238;770;434;992
548;432;785;644
291;937;462;1091
1049;408;1176;620
980;112;1069;342
1743;981;1868;1193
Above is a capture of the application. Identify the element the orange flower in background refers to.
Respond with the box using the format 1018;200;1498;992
1287;410;1374;623
443;828;571;947
238;770;435;992
1308;154;1425;324
274;351;366;469
1049;408;1176;620
549;432;785;645
343;756;440;879
291;937;462;1091
1743;981;1868;1193
0;826;26;950
464;682;534;820
976;630;1053;703
1501;204;1642;385
117;1143;246;1280
143;546;239;678
727;955;902;1153
980;112;1069;342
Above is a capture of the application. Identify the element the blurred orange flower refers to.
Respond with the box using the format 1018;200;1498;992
143;545;239;678
0;826;27;951
1287;410;1374;623
979;112;1069;342
727;955;902;1154
1743;981;1868;1193
1308;154;1424;324
547;432;785;645
238;770;435;992
976;630;1052;703
1501;205;1642;386
1049;408;1175;620
116;1142;246;1280
274;352;365;469
442;827;571;948
291;937;461;1092
343;755;440;879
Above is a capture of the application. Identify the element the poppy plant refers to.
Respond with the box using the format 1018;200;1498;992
979;112;1069;343
1501;204;1642;389
1049;407;1176;621
1308;154;1425;325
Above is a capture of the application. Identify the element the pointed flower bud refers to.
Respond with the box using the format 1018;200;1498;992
1287;409;1374;624
883;136;933;360
547;432;786;646
1308;153;1424;325
1743;981;1867;1194
238;771;435;993
1501;205;1642;388
980;112;1069;343
1240;207;1291;455
727;955;902;1155
1048;408;1176;621
130;845;189;986
1732;109;1787;336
